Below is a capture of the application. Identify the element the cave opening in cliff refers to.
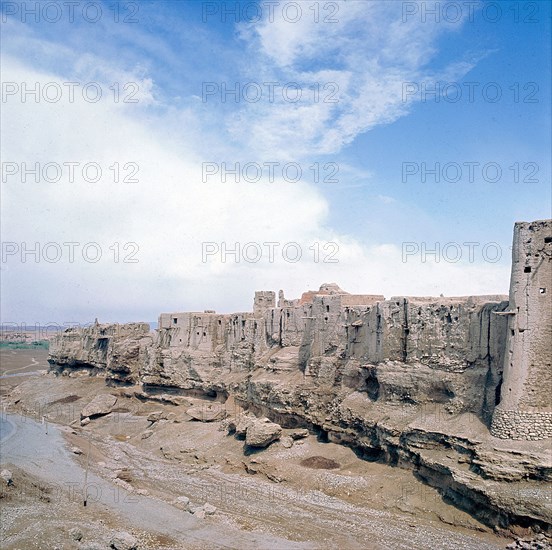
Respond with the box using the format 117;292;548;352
366;371;380;401
315;427;330;443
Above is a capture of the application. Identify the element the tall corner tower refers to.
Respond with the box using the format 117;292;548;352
491;219;552;440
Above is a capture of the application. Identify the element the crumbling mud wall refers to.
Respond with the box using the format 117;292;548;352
491;220;552;440
142;291;509;424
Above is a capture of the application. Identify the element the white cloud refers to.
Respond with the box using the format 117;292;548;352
232;1;479;157
0;4;509;323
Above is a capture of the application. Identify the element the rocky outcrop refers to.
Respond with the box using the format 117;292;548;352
48;322;152;385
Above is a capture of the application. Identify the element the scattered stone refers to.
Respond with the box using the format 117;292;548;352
245;419;282;448
1;469;13;485
235;414;256;437
110;531;138;550
266;472;284;483
505;537;552;550
81;394;117;419
147;411;164;423
243;461;258;475
290;429;309;440
115;468;133;482
69;527;83;541
203;503;217;515
174;496;190;510
280;436;294;448
71;446;83;455
186;404;226;422
141;430;154;439
80;417;90;426
194;509;206;520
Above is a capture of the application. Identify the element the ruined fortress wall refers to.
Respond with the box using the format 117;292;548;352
491;220;552;440
49;293;509;419
53;292;509;422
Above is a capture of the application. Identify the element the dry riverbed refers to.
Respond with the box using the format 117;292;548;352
0;371;523;549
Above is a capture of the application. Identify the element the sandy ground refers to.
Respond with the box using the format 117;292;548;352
0;350;517;549
0;347;50;378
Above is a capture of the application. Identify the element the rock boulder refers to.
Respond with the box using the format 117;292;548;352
81;394;117;419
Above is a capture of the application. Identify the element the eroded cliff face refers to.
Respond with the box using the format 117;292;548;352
48;323;152;385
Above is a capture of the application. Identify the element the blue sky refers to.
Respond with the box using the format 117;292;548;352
1;0;551;323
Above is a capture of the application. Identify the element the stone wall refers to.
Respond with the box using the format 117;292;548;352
491;409;552;440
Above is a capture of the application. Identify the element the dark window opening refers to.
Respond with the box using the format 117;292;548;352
545;237;552;243
196;332;200;336
495;380;502;406
218;319;222;325
203;332;206;337
326;305;330;312
524;266;532;273
173;318;177;324
540;288;546;294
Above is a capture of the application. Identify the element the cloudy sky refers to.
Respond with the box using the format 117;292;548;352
1;0;550;324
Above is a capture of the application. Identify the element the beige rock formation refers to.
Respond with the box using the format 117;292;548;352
244;418;282;448
49;322;151;385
